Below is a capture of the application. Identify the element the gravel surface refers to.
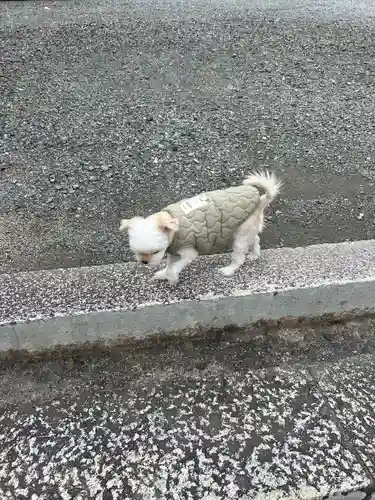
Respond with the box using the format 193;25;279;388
1;0;375;272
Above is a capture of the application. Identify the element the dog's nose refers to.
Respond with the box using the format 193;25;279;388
141;260;149;265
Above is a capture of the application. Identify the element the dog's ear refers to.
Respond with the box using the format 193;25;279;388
119;217;142;232
157;212;179;233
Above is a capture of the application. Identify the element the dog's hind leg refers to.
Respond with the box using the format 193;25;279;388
219;215;261;276
219;233;249;277
248;234;261;261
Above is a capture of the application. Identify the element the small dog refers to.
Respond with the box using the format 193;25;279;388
120;171;280;285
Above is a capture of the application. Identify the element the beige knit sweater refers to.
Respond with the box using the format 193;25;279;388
164;185;260;255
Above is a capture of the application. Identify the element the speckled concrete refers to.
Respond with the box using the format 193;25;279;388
317;355;375;480
0;240;374;353
1;0;375;273
0;319;375;499
0;368;367;499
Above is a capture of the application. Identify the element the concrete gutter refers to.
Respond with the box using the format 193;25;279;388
0;239;374;355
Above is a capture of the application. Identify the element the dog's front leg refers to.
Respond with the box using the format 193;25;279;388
153;254;176;282
220;234;249;277
153;248;197;285
154;247;195;285
168;247;198;285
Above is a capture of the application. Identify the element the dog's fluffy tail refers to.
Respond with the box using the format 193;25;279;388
243;171;281;210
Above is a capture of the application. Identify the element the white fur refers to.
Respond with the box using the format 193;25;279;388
220;170;281;276
243;170;281;210
129;218;168;254
120;170;280;284
153;248;198;285
127;216;169;267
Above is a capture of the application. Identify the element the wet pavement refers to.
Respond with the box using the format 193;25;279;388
1;318;375;499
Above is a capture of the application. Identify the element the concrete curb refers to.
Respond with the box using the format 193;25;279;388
0;239;374;354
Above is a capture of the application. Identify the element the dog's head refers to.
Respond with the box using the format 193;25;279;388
119;212;179;267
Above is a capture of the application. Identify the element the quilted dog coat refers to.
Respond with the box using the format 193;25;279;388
164;185;260;255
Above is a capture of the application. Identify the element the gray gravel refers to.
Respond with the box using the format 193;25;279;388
1;0;375;273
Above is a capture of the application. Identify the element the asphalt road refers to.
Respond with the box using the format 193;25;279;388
1;0;375;272
1;319;375;499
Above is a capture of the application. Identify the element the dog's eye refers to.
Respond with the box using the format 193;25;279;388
151;250;159;255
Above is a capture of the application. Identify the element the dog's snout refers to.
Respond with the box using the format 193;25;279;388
141;259;149;265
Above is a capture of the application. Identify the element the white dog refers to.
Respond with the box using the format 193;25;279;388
120;171;280;285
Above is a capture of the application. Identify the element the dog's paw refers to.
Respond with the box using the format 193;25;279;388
167;277;179;286
167;270;179;286
153;269;179;285
248;253;260;262
152;269;168;281
219;266;235;277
